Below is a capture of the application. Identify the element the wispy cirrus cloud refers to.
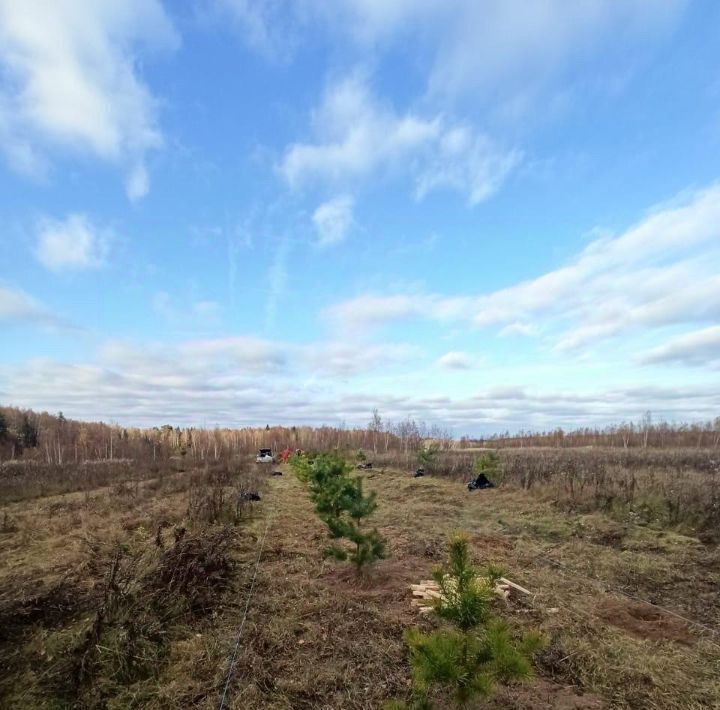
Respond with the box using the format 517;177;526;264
640;326;720;369
217;1;685;108
0;0;178;198
280;75;519;205
325;184;720;354
206;0;301;58
338;0;686;103
312;195;355;247
0;285;74;330
34;214;111;272
264;237;290;330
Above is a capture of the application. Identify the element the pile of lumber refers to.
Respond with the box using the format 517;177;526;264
410;577;531;614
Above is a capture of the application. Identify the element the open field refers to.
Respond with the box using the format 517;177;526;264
1;450;720;709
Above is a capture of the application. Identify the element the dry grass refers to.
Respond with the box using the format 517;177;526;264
215;468;720;708
379;448;720;540
1;454;719;708
0;459;264;708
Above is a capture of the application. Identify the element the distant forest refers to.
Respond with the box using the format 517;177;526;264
1;406;719;464
469;412;720;449
0;406;453;463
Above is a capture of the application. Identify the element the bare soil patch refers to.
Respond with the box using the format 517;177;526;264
596;597;695;646
492;678;605;709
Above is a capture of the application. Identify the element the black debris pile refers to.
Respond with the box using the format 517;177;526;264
467;473;494;491
357;462;373;470
413;468;425;478
271;470;283;476
239;491;262;501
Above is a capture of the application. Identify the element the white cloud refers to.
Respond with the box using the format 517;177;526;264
180;336;285;367
219;1;685;108
208;0;298;57
35;214;110;272
0;286;47;322
413;0;684;102
333;2;685;107
436;351;478;370
0;285;70;329
325;291;482;331
414;126;520;204
0;0;178;197
640;326;720;369
325;184;720;353
125;163;150;201
325;294;430;329
302;341;418;376
179;336;285;371
280;76;519;205
312;195;354;246
3;347;719;431
98;335;416;382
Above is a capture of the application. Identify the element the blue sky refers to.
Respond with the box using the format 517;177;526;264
1;0;719;433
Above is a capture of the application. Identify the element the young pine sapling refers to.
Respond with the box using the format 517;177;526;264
397;534;543;708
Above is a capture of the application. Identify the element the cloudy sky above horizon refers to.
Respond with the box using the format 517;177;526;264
1;0;719;434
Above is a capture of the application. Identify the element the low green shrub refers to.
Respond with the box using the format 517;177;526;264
392;534;543;708
299;453;387;572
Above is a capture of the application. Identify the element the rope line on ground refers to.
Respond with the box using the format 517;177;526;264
218;507;273;710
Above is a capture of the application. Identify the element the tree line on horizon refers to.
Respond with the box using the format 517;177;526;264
1;406;718;464
467;411;720;450
0;406;452;464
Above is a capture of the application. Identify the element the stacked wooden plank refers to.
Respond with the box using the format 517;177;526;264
410;579;442;614
409;577;531;614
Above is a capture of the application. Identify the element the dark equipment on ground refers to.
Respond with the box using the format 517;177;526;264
467;473;494;491
413;468;425;478
239;491;262;501
256;448;274;463
271;470;283;476
357;462;373;470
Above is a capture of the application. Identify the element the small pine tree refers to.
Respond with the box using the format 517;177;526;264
322;476;386;570
0;412;7;440
431;534;497;632
474;452;501;485
298;453;387;572
417;443;439;472
307;454;353;514
399;534;543;708
288;451;313;483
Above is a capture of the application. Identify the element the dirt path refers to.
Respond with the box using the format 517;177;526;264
216;469;616;709
217;470;414;708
